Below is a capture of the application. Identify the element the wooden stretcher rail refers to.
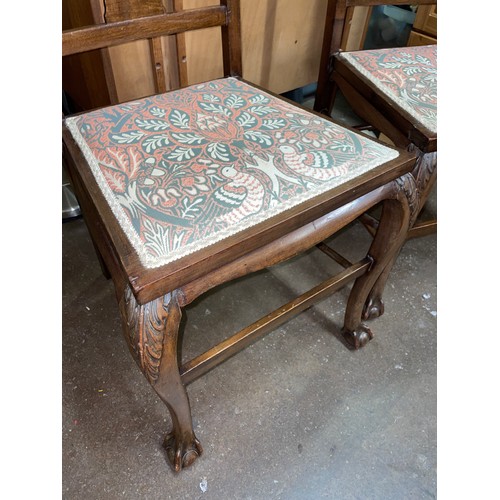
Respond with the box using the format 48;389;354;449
62;6;227;56
316;242;353;269
180;257;371;385
360;213;436;240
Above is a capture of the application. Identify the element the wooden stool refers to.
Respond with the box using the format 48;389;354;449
63;0;418;471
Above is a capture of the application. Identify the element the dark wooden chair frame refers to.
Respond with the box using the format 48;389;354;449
314;0;437;240
63;0;419;472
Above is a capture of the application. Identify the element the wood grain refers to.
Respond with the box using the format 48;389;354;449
62;7;227;55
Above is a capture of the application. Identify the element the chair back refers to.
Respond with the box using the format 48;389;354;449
62;0;242;89
316;0;437;114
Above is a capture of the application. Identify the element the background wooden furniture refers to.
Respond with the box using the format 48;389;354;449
314;0;437;240
62;0;180;109
338;3;438;52
63;0;331;109
408;3;437;46
65;0;438;111
63;0;382;111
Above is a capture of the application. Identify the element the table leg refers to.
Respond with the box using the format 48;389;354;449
119;287;202;472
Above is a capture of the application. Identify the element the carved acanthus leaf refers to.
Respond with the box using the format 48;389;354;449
121;287;174;383
395;172;419;225
408;145;437;195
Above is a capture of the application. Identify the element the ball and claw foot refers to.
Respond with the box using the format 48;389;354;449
163;432;203;472
362;297;384;321
342;324;374;350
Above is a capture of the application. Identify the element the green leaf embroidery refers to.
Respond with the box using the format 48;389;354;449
379;61;402;69
167;147;199;161
198;102;232;116
248;105;277;116
202;94;221;102
207;142;232;161
171;133;207;145
224;94;245;109
142;134;169;153
150;106;166;118
181;196;205;218
110;131;145;144
236;112;257;129
135;119;170;131
169;109;190;129
261;118;286;130
243;131;273;147
249;94;270;105
416;54;432;66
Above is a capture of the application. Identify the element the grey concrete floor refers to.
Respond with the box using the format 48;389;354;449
62;93;437;499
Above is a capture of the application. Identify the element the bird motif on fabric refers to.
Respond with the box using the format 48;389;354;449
201;165;266;227
243;149;304;205
279;145;350;182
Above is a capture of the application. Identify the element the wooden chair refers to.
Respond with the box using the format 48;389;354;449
62;0;419;471
315;0;437;240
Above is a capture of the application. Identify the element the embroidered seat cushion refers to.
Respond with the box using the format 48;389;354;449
66;77;398;269
338;45;437;134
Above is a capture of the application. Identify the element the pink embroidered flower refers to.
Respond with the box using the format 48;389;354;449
150;187;181;208
192;163;207;173
301;130;329;148
275;130;298;144
192;161;219;175
196;113;240;141
179;175;210;196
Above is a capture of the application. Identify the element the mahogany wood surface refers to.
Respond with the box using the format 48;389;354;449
63;0;420;472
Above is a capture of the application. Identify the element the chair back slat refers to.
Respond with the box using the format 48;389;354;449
62;6;227;57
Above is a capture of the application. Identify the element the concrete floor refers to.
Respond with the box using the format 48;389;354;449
62;94;437;499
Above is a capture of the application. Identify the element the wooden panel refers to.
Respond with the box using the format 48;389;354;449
178;0;224;85
65;0;334;101
242;0;328;93
94;0;181;102
98;0;160;102
181;0;329;94
108;42;158;101
412;4;437;38
104;0;168;19
343;6;372;51
407;30;436;47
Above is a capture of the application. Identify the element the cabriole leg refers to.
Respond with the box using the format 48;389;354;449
119;287;202;472
342;174;418;349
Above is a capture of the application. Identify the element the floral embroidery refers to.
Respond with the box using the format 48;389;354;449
339;45;437;133
66;78;398;268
